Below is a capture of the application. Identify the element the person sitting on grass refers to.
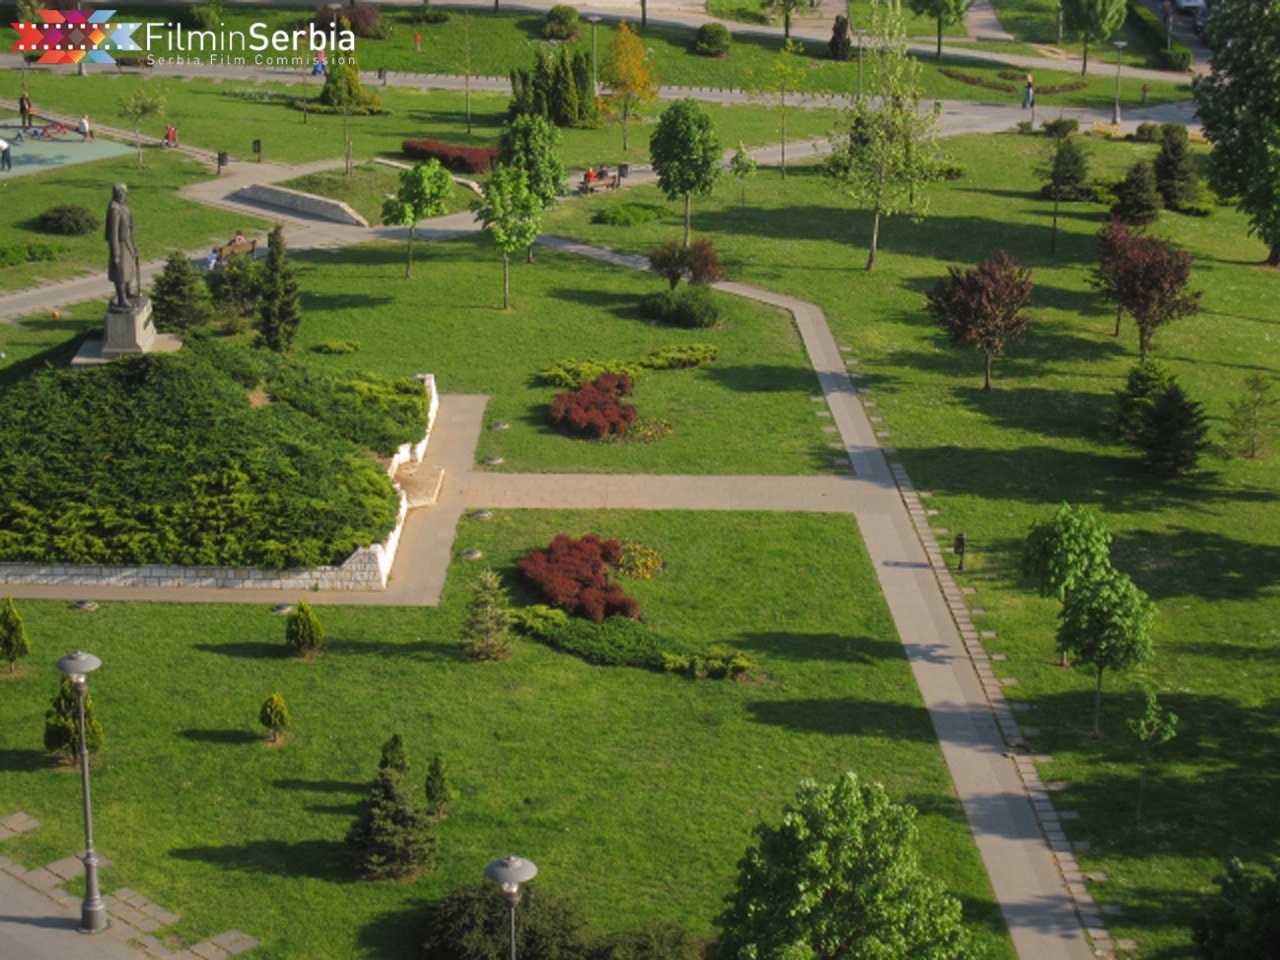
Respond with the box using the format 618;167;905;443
164;124;178;148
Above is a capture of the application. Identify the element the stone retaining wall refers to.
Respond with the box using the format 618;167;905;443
235;183;369;227
0;376;437;593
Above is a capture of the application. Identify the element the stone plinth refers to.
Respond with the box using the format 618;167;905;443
103;296;156;356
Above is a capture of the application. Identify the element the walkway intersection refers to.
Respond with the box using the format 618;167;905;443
0;14;1203;953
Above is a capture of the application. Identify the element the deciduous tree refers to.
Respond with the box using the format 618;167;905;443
497;114;568;213
926;250;1034;390
729;143;757;208
0;597;31;674
256;225;303;353
1057;568;1156;737
477;167;542;310
907;0;972;57
1221;374;1279;460
650;99;722;247
1128;692;1177;823
1195;0;1280;266
823;4;942;269
1021;503;1113;605
750;40;807;179
1112;234;1201;361
116;89;165;167
603;21;658;152
1061;0;1126;75
712;773;969;960
1091;218;1142;336
382;159;454;279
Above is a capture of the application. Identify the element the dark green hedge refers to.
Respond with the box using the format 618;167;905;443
0;345;417;568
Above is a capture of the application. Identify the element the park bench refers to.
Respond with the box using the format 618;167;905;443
578;175;619;195
1091;120;1121;138
215;239;257;263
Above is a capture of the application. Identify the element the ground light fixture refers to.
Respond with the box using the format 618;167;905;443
55;650;108;934
1112;41;1129;125
485;855;538;960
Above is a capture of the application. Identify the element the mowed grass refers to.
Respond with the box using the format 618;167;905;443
0;510;1014;960
291;235;831;475
0;149;264;291
546;135;1280;957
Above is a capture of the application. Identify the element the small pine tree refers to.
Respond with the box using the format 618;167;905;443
1220;374;1278;460
380;733;410;774
259;692;290;743
151;251;213;333
256;225;303;353
1041;134;1091;202
1115;360;1174;445
286;599;325;658
205;252;261;321
0;596;31;674
424;753;455;816
44;676;105;759
463;569;513;661
1137;381;1210;476
1111;160;1162;225
828;14;853;61
345;768;438;880
1153;123;1200;211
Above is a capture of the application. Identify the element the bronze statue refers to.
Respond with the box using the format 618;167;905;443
105;183;139;309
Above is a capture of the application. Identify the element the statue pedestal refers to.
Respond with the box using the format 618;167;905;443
102;297;156;357
71;297;182;369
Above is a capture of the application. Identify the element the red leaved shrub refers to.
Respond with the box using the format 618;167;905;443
401;139;498;174
548;373;637;439
518;534;641;622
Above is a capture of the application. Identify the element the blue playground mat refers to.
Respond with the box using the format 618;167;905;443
0;117;133;177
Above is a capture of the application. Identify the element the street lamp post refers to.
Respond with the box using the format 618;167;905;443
1112;40;1128;126
1056;3;1063;45
587;15;601;95
55;651;107;935
485;856;538;960
855;30;866;101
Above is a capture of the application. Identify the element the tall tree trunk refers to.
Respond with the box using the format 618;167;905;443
622;103;630;152
784;10;791;40
641;0;647;27
1114;304;1123;336
683;194;692;248
1139;327;1151;362
405;226;415;279
1135;748;1151;822
1268;242;1280;267
936;18;943;58
1081;40;1090;77
983;352;993;391
1093;668;1105;737
867;206;882;270
502;251;510;310
780;106;787;179
1051;197;1060;253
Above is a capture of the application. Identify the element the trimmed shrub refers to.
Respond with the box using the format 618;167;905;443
38;205;100;235
694;22;731;57
548;373;638;440
517;533;641;622
541;615;662;667
937;161;968;181
424;754;454;816
592;927;702;960
687;238;724;286
592;203;666;226
1134;122;1162;143
419;0;450;23
1041;118;1080;138
640;343;718;370
829;14;853;61
639;286;722;328
286;599;325;658
402;138;496;173
510;604;572;637
44;676;104;759
259;692;290;743
0;242;63;267
534;345;717;388
314;3;384;38
649;240;688;289
1126;0;1192;71
543;4;579;40
661;646;755;680
421;882;590;960
314;339;361;354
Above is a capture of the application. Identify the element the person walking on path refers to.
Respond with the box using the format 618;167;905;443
1023;74;1035;109
77;115;94;141
0;138;11;172
18;91;33;129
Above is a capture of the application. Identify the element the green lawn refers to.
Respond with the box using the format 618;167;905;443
0;510;1014;960
279;162;478;223
0;149;263;291
546;134;1280;958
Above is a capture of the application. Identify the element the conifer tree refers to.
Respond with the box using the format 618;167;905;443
256;225;303;353
259;692;290;743
425;753;455;816
1111;160;1162;226
1154;124;1201;212
380;733;410;774
151;252;213;333
1136;381;1210;476
1221;375;1279;460
345;767;437;880
44;676;105;759
0;596;31;675
463;569;513;661
286;599;325;658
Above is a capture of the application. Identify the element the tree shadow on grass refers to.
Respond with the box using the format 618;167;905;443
740;632;905;664
545;286;642;318
949;384;1121;444
0;747;51;773
700;362;821;394
176;729;259;745
1112;525;1280;602
274;778;364;794
299;291;395;312
324;636;465;661
356;902;428;960
170;839;352;882
746;697;938;741
193;641;285;659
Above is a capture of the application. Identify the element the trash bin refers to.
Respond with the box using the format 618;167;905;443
217;151;229;171
618;162;630;179
378;66;388;84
